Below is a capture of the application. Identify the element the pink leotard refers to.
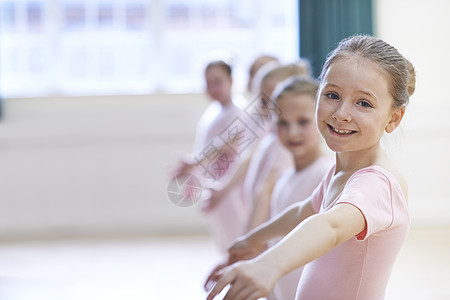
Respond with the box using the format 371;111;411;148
295;165;410;300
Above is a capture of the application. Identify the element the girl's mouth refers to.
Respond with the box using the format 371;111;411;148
288;141;303;147
328;124;356;135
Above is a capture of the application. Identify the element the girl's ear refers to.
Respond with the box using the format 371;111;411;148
385;106;405;133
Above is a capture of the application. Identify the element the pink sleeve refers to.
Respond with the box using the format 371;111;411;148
336;169;393;240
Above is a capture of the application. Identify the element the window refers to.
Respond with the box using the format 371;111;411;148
0;0;299;98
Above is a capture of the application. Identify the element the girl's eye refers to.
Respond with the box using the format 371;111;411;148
277;120;288;127
325;92;339;100
357;100;372;108
298;119;310;126
260;97;269;108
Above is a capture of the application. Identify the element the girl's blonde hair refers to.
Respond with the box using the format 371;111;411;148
262;60;311;88
319;35;416;108
273;76;319;103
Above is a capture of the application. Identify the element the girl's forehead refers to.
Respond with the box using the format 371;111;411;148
323;57;390;88
279;92;315;102
278;93;316;111
329;56;386;76
206;66;229;75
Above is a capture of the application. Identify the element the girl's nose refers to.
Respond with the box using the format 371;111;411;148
332;102;352;122
288;124;301;138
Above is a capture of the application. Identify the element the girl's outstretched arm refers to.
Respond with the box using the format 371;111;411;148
204;199;315;290
206;203;366;300
245;170;279;231
243;198;316;246
201;154;252;212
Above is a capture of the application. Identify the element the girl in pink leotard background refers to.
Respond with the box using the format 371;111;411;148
173;60;250;252
243;62;311;232
266;76;333;300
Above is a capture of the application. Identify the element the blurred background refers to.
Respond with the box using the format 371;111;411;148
0;0;449;299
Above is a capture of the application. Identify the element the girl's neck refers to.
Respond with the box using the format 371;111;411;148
334;143;384;174
220;97;233;107
294;148;323;172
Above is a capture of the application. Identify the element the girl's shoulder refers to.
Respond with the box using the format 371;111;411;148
351;164;408;201
198;101;221;126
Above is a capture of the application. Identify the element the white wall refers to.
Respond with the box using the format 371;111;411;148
374;0;450;226
0;94;211;240
0;0;449;240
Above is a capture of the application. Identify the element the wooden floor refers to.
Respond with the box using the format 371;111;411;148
0;228;449;300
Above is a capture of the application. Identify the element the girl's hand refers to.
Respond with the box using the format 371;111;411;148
204;260;230;291
200;187;224;213
200;180;225;213
228;235;267;263
204;235;267;291
170;155;196;178
172;161;193;178
206;259;277;300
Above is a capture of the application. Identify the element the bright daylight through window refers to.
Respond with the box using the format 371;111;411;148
0;0;298;98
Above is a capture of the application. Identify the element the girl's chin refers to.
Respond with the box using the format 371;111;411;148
287;146;304;155
324;142;347;153
292;150;309;159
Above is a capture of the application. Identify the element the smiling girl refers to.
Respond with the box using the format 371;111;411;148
205;35;416;300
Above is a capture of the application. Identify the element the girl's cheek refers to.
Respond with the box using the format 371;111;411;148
278;127;288;140
315;108;324;123
317;101;330;121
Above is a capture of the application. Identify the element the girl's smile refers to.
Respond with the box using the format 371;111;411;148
316;56;396;154
327;124;357;136
287;140;304;147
